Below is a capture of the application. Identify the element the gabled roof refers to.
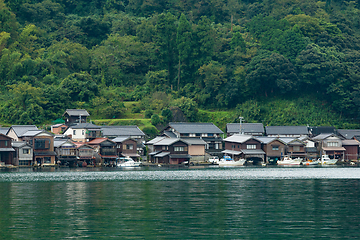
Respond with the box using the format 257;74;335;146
312;133;340;141
9;125;38;137
0;127;9;135
146;137;167;145
226;123;264;134
21;130;46;137
279;137;305;145
337;129;360;140
63;109;90;117
182;138;207;145
153;138;187;146
111;136;136;143
101;126;145;137
168;122;223;134
88;138;113;145
71;123;101;129
255;137;283;144
162;130;177;138
223;134;253;143
265;126;309;135
54;140;76;148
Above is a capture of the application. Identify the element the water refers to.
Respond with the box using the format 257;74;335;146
1;166;360;239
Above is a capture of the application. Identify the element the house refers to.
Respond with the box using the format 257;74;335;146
20;130;56;165
161;122;224;154
54;140;77;165
12;141;33;166
256;137;286;163
279;138;306;159
51;124;68;134
309;126;337;137
226;123;264;137
299;136;318;160
112;137;140;160
182;138;207;157
63;123;102;142
312;133;345;160
101;125;146;155
146;136;167;153
223;134;265;163
0;134;15;165
342;139;359;161
63;109;90;126
7;125;39;141
150;138;191;164
265;126;309;138
87;138;117;165
74;142;96;166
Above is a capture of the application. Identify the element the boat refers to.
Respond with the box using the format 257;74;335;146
319;155;338;165
301;159;320;166
218;156;246;167
117;157;142;167
277;156;302;165
208;156;219;164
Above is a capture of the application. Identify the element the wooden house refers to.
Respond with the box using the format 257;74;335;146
223;134;265;163
63;109;90;126
51;124;68;134
112;137;140;160
88;138;117;165
256;137;286;163
54;140;77;165
74;142;96;166
342;140;359;161
7;125;38;141
151;138;191;164
280;138;306;159
64;123;102;142
12;141;33;166
312;133;345;160
0;134;15;165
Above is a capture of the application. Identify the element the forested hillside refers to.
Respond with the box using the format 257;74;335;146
1;0;360;129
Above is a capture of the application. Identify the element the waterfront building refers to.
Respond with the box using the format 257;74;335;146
226;123;264;137
63;109;90;126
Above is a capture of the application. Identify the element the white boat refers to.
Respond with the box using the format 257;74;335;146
117;157;141;167
218;156;246;167
301;159;320;166
319;155;338;165
208;156;219;164
277;156;302;165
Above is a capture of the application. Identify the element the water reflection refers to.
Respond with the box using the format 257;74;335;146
1;168;360;239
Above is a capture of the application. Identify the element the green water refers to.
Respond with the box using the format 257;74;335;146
1;167;360;239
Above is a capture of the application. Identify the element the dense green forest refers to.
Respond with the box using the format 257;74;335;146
1;0;360;131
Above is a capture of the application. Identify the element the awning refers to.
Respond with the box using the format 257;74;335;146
0;148;15;152
221;150;242;155
322;147;346;151
170;154;192;159
241;149;265;155
154;152;170;157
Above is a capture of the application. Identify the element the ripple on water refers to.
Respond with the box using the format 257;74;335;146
1;167;360;182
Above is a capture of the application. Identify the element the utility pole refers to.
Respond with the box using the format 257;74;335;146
239;116;244;135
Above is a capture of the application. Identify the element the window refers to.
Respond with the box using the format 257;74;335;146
201;133;207;137
174;146;185;152
23;149;30;154
247;145;256;149
34;139;50;150
162;146;168;150
126;144;134;150
328;142;339;147
272;146;279;151
189;133;195;137
73;130;76;135
293;146;300;151
82;130;85;135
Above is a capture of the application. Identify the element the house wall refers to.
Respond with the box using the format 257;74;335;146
188;145;205;156
0;135;14;164
69;128;86;142
343;145;358;160
225;139;262;150
120;139;137;156
323;137;342;148
7;129;18;141
33;133;55;164
52;125;67;134
263;140;286;158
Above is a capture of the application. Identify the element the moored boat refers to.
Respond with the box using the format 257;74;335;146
319;155;338;165
218;156;246;167
277;156;302;165
117;157;142;167
301;159;320;166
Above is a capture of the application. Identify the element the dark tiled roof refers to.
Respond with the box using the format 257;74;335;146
71;123;101;129
63;109;90;117
102;126;145;137
169;122;223;134
338;129;360;139
265;126;309;135
226;123;264;134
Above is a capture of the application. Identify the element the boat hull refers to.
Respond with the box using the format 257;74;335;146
218;159;246;167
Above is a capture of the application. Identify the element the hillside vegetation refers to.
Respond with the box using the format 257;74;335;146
1;0;360;130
